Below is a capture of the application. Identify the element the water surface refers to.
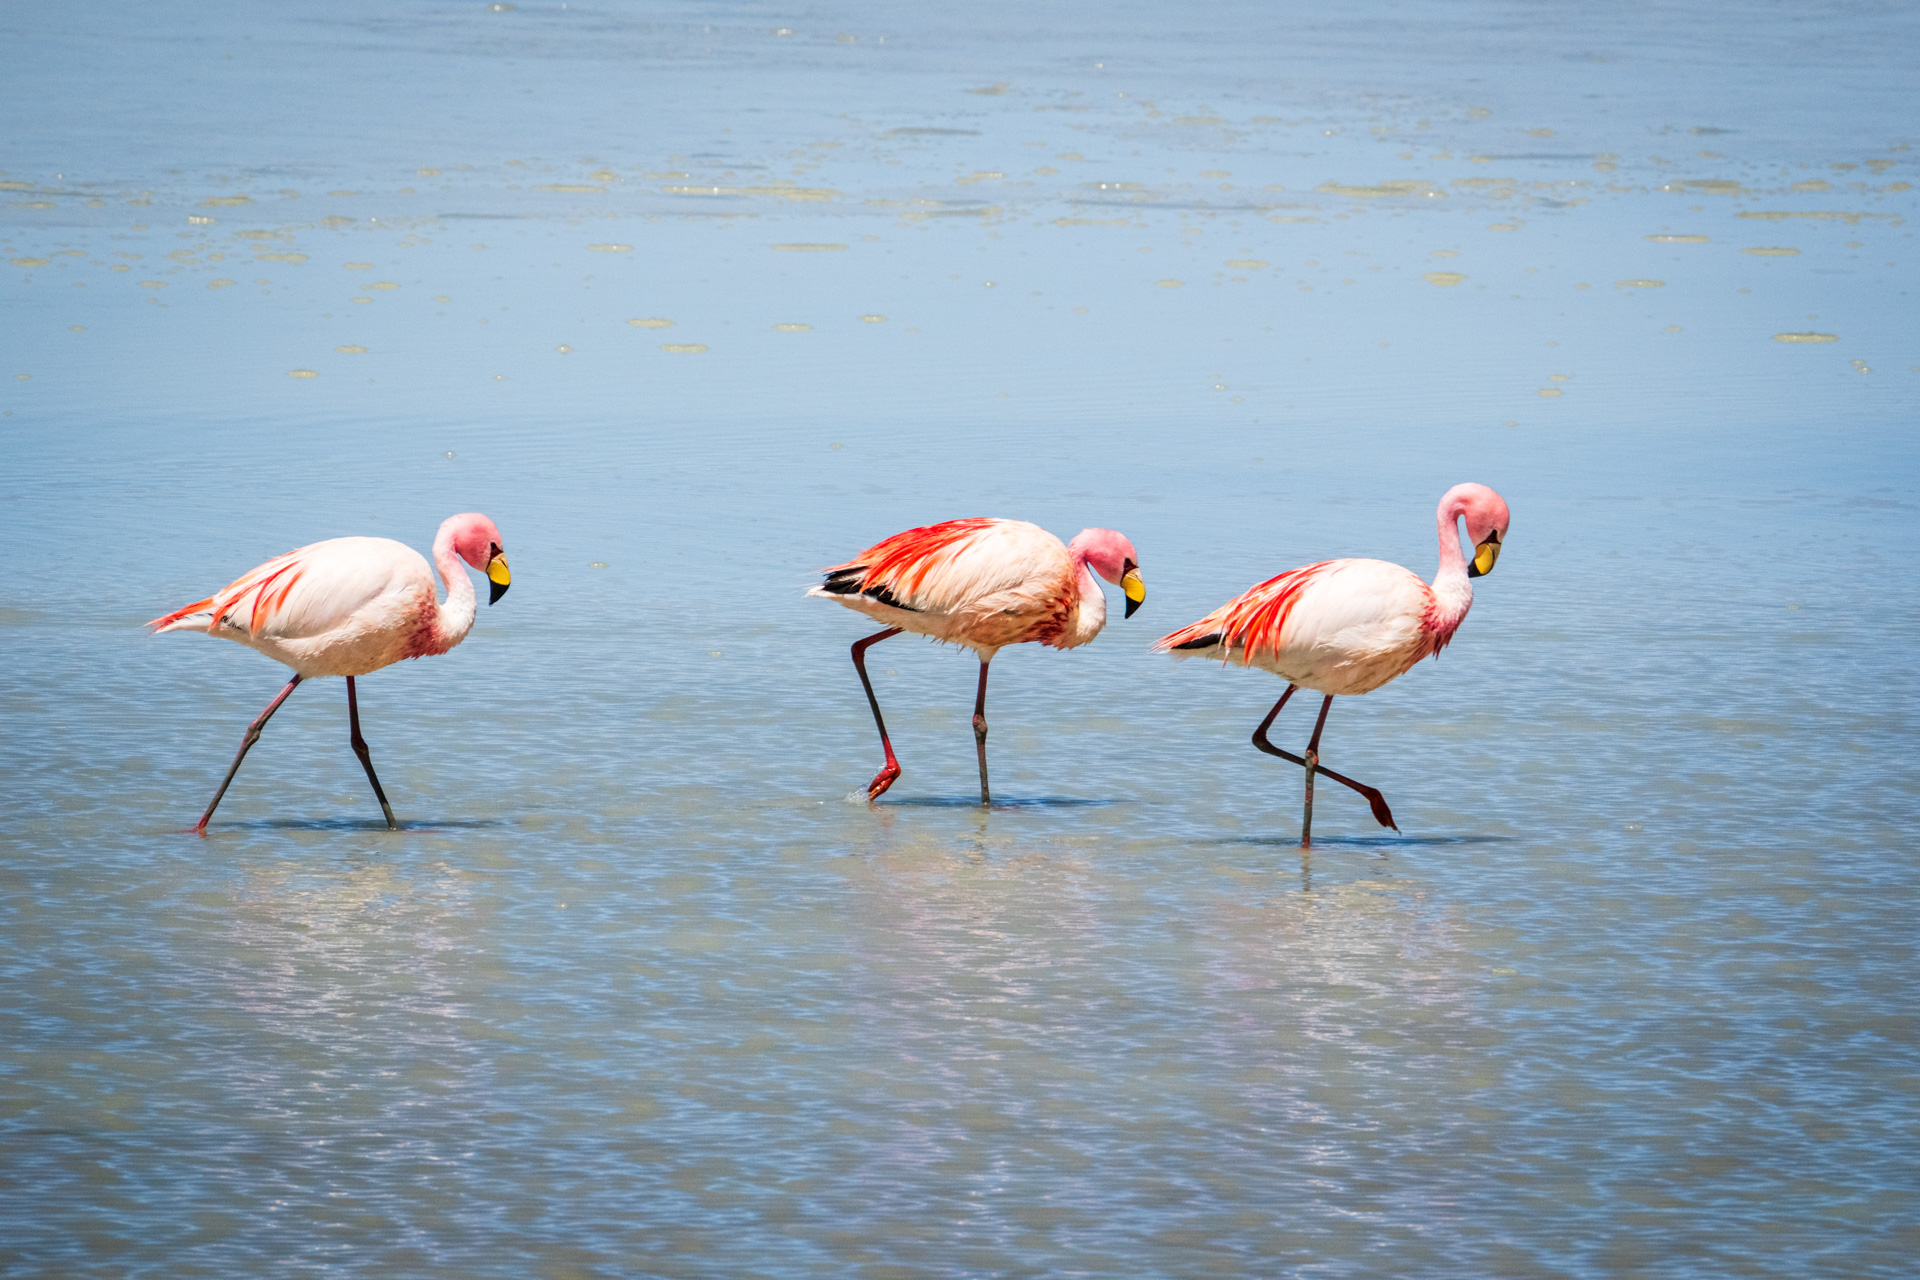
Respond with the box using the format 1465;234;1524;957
3;2;1916;1276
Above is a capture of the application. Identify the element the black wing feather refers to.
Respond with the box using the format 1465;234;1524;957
819;567;919;612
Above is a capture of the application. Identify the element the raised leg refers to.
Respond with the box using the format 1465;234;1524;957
1300;694;1334;848
193;674;303;834
1252;684;1300;741
346;676;399;831
972;660;992;806
851;627;905;799
1251;688;1399;834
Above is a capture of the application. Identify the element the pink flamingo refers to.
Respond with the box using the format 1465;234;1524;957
149;513;511;833
810;518;1145;804
1155;483;1510;846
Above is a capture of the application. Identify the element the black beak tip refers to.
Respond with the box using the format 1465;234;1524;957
1124;596;1142;619
1466;563;1484;579
489;580;510;606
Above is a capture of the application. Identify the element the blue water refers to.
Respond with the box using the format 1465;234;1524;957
3;2;1917;1276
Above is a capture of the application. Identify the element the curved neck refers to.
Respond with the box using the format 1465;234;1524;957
1067;546;1107;639
1434;498;1469;584
1429;496;1473;636
431;526;478;651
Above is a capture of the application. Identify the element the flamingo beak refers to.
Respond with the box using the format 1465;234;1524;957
1468;530;1502;579
1121;566;1145;618
486;552;511;604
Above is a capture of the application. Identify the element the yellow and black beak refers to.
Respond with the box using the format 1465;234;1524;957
1120;563;1145;619
486;548;511;605
1467;529;1502;579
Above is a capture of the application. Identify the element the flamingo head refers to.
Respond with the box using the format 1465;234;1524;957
1443;483;1511;579
442;512;512;605
1069;528;1146;618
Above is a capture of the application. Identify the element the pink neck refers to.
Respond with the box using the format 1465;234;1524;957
1434;495;1468;583
1066;543;1097;599
1069;541;1106;589
1424;494;1473;646
428;524;478;651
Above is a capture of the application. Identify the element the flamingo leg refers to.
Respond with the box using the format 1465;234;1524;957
1300;695;1334;848
1250;688;1399;835
851;627;905;800
972;660;992;807
346;676;400;831
193;674;303;834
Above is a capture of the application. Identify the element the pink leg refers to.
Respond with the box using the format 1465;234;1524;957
346;676;399;831
193;674;303;835
972;660;992;806
1251;688;1398;835
851;627;905;800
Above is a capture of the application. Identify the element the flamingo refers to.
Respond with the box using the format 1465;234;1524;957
810;518;1145;804
1154;483;1510;846
148;513;511;833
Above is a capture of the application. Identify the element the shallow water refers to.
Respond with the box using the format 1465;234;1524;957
3;2;1917;1276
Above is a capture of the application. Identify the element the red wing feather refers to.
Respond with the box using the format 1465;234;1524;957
1155;561;1333;663
832;518;999;597
150;549;307;635
241;561;302;635
146;595;216;631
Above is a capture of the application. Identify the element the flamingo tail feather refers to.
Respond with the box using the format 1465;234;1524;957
1165;630;1225;651
148;597;216;634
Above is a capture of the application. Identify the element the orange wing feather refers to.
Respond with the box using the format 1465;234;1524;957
148;549;307;637
146;595;216;632
829;518;999;598
1155;561;1334;664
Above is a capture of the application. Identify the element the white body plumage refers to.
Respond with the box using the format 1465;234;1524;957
1168;558;1470;697
152;536;466;678
808;518;1109;660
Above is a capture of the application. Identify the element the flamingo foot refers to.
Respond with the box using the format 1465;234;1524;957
1288;755;1398;831
1358;786;1399;832
1252;690;1400;834
866;762;902;801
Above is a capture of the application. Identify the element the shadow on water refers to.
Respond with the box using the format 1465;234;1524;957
202;817;514;833
1217;834;1516;848
881;796;1124;811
